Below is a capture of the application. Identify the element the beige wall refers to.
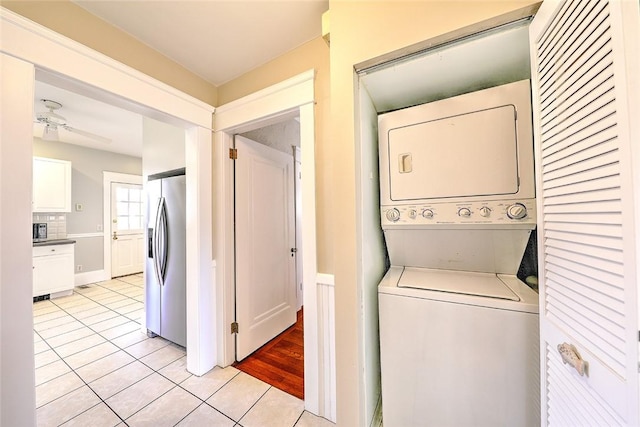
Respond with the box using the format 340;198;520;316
328;2;539;425
218;37;332;272
1;0;217;105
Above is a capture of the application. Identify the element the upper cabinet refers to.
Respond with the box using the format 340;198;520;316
33;156;72;212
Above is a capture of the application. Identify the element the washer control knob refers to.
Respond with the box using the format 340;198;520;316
507;203;527;220
386;208;400;222
408;209;417;219
422;209;434;219
479;206;492;217
458;207;472;218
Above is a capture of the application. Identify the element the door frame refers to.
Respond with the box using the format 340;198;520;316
214;70;323;414
1;8;216;381
103;172;143;281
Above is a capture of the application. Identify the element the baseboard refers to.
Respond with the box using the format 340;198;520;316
74;269;108;286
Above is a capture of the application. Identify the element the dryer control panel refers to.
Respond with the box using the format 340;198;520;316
381;199;536;228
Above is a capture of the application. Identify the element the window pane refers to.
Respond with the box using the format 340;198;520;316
117;202;129;215
117;187;129;202
130;189;142;202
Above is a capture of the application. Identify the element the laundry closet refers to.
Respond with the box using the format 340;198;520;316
353;1;640;426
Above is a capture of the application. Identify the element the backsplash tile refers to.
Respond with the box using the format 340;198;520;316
33;213;67;240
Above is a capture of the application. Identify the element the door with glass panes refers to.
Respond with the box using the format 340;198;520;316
111;182;144;277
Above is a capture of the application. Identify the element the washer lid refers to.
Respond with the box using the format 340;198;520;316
398;267;520;301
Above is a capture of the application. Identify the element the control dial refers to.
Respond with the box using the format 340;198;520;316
422;209;434;219
479;206;492;218
408;209;417;219
507;203;527;220
386;208;400;222
457;207;472;218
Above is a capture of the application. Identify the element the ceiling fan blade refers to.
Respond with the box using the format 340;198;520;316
61;125;111;144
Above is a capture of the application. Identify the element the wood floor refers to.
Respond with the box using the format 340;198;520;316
233;309;304;399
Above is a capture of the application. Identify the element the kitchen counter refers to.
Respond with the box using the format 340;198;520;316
33;239;76;247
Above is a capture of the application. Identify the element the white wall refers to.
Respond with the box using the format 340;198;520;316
142;116;185;177
240;118;300;154
355;81;388;425
0;53;37;427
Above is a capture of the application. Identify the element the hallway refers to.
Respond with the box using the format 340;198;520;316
32;274;332;426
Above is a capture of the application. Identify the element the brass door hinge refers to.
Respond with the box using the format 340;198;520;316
231;322;239;334
229;148;238;160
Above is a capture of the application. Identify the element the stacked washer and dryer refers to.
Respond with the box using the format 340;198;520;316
377;80;540;426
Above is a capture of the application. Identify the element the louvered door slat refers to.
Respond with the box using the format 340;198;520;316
541;111;616;160
542;83;615;146
539;5;611;112
543;201;622;214
542;123;617;166
546;245;622;274
545;229;623;251
545;254;623;295
546;289;625;352
543;163;619;191
546;235;622;260
531;0;639;423
544;212;621;225
545;265;625;308
546;270;625;322
541;69;614;141
545;187;620;206
541;99;616;154
542;149;618;182
538;3;597;83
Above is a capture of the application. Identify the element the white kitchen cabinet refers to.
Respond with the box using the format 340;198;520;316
33;243;74;298
33;156;72;212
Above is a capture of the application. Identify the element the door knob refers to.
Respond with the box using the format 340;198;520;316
112;231;118;240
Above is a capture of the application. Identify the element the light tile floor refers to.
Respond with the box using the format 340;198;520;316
33;274;335;427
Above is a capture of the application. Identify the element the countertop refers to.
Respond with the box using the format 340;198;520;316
33;239;77;247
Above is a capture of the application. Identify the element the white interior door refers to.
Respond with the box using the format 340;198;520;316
235;135;296;361
530;0;639;425
111;182;144;278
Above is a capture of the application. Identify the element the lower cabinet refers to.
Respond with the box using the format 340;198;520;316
33;244;75;297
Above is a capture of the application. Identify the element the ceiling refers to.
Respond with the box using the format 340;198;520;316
34;1;328;158
72;0;329;86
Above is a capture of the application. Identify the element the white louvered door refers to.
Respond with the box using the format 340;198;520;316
530;0;640;425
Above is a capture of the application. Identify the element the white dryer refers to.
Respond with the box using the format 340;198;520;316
377;80;540;426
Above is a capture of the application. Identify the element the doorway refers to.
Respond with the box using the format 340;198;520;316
213;70;329;415
106;176;144;278
232;122;303;399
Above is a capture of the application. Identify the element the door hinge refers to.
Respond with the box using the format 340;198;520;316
229;148;238;160
231;322;239;334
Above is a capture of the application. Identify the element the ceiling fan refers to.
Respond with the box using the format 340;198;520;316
35;99;111;144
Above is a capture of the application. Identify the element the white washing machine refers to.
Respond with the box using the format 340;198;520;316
377;81;540;426
379;266;540;427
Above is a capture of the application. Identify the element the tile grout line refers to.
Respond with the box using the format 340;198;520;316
34;277;146;425
33;277;145;426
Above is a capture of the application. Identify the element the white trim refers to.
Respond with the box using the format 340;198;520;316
103;172;142;280
316;273;335;287
214;70;324;415
1;8;217;392
66;232;104;239
74;269;108;286
317;273;336;422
